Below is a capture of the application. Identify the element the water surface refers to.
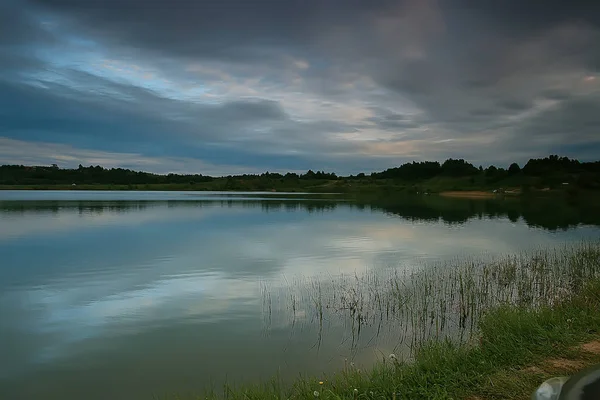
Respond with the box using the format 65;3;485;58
1;191;599;399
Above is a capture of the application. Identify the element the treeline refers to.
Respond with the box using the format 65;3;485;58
371;159;479;179
1;155;599;189
0;164;338;186
371;156;600;180
369;155;600;189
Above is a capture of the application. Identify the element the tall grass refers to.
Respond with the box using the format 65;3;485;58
170;243;600;399
264;242;600;357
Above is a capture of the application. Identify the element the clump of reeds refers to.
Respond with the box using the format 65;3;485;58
265;242;600;355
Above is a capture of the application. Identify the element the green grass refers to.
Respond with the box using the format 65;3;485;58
165;243;600;399
0;174;590;194
174;280;600;400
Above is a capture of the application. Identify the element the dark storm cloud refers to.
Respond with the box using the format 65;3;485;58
514;95;600;145
0;0;50;45
1;0;600;173
28;0;391;60
0;76;318;162
0;63;362;171
0;1;57;77
540;89;573;101
365;108;421;130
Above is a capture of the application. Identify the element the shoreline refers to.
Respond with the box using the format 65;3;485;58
178;244;600;399
440;189;523;199
439;190;497;199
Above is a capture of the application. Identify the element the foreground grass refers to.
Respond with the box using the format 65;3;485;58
173;244;600;400
179;282;600;400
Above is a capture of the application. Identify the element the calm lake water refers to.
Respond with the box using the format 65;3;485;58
1;191;599;399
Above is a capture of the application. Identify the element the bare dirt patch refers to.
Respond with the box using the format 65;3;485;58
468;339;600;399
523;366;545;375
581;340;600;355
439;191;496;199
547;359;585;371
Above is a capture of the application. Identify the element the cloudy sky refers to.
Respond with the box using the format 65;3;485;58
1;0;599;175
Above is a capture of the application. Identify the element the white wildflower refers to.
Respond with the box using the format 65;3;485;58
313;390;320;398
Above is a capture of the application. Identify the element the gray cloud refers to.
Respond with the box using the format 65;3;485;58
0;0;52;45
27;0;390;60
1;0;599;174
513;94;600;144
365;109;421;131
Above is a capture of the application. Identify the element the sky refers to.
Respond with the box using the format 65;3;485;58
1;0;599;175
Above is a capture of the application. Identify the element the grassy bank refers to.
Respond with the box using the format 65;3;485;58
0;179;593;195
274;287;600;400
182;243;600;399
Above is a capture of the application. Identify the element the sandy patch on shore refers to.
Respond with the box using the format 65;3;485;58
439;191;496;199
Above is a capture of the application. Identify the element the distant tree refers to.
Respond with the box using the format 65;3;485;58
485;166;498;177
523;155;581;175
371;161;441;180
301;170;316;179
508;163;521;175
440;159;478;177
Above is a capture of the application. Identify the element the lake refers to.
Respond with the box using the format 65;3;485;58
1;191;599;399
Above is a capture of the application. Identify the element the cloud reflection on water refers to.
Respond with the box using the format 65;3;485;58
1;195;599;398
